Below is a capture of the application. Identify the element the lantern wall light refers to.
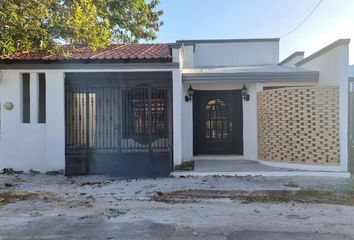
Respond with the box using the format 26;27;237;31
185;84;194;102
242;83;250;101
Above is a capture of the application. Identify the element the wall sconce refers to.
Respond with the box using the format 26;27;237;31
185;84;194;102
242;83;250;101
3;102;14;110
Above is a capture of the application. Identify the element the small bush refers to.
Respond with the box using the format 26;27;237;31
175;161;194;171
1;168;24;175
28;169;40;175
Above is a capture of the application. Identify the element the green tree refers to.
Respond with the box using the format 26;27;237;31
0;0;163;55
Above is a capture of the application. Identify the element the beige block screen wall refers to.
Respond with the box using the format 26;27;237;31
257;86;340;165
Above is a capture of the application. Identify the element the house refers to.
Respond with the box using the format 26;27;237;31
0;38;350;176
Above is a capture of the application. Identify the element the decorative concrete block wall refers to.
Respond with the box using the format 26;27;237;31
257;86;340;165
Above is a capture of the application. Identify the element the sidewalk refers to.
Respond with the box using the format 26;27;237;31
172;160;351;178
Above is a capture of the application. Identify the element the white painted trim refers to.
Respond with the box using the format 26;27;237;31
339;50;349;171
29;73;39;124
171;171;351;178
172;68;183;166
258;160;346;172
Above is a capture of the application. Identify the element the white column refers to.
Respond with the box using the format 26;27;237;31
29;72;39;123
181;83;193;162
172;69;183;166
242;83;259;160
339;49;349;172
45;70;65;170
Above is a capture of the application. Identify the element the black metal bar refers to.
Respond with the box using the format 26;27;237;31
85;88;90;174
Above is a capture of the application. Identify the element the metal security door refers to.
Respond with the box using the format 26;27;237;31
65;72;172;177
193;90;243;155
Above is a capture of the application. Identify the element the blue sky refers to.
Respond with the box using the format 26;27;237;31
154;0;354;64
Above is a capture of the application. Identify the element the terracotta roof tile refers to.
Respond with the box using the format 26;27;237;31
0;44;172;62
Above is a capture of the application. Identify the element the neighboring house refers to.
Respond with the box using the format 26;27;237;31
349;65;354;78
0;38;350;176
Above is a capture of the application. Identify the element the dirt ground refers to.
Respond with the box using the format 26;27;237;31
0;174;354;240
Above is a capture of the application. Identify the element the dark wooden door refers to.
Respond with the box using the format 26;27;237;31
193;90;243;155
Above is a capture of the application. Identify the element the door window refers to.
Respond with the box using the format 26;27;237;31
205;98;229;140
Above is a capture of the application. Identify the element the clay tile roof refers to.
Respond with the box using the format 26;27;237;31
0;44;172;63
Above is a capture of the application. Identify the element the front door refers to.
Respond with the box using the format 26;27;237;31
193;90;243;155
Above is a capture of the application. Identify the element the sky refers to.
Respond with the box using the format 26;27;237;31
153;0;354;64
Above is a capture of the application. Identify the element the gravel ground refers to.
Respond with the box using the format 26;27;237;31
0;174;354;240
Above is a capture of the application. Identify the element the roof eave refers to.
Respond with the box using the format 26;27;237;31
183;71;319;84
0;61;178;70
176;38;280;45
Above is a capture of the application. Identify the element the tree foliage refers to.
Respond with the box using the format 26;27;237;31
0;0;163;55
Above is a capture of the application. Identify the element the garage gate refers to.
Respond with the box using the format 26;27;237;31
64;72;173;177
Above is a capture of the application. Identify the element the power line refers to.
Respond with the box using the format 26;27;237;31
280;0;322;38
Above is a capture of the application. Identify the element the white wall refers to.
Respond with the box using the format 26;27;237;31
296;43;350;171
0;67;179;172
243;83;258;160
280;54;304;67
181;83;193;162
300;45;349;86
172;68;183;166
180;82;258;162
45;71;65;170
190;41;279;67
0;70;50;171
180;81;315;163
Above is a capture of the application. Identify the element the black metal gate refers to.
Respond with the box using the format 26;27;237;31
65;72;173;177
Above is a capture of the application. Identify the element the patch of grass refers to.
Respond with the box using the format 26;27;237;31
46;170;64;176
28;169;40;175
174;161;194;171
295;189;333;197
0;191;60;206
1;168;14;175
105;208;127;219
283;181;299;188
332;197;354;206
152;188;354;206
1;168;24;175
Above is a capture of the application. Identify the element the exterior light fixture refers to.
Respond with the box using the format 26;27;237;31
242;83;250;101
185;84;194;102
3;102;14;110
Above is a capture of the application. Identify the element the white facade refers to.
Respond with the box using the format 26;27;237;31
0;67;177;172
0;38;351;173
178;39;279;68
174;38;350;171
